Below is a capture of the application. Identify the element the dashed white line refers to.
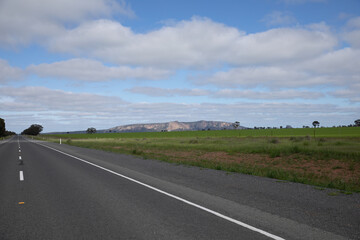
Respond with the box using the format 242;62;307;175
19;171;24;181
35;142;285;240
19;156;22;160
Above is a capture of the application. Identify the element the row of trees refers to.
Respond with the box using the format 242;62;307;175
0;118;16;137
234;119;360;130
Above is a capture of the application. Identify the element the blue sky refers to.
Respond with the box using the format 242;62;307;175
0;0;359;133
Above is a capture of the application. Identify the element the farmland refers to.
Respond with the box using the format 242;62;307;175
39;127;360;192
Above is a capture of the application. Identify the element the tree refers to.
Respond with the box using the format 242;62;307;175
21;124;43;136
355;119;360;127
4;130;16;136
0;118;5;137
312;121;320;128
86;127;96;134
233;121;240;129
312;121;320;138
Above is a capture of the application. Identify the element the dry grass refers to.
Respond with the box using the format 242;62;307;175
38;135;360;192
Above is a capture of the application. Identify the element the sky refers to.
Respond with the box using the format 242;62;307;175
0;0;359;133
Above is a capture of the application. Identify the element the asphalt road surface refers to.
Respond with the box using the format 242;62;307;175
0;135;359;239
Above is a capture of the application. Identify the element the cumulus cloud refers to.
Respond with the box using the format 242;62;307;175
198;67;311;88
28;59;170;81
128;86;323;100
1;86;358;132
127;87;210;97
0;86;127;112
48;17;337;68
0;59;24;83
0;0;134;47
343;17;360;48
261;11;297;26
330;82;360;103
197;45;359;92
49;18;244;68
213;89;323;100
299;48;360;75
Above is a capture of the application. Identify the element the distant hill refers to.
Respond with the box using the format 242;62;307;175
44;120;245;134
109;120;244;133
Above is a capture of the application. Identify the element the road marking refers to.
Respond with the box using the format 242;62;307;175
19;149;21;153
36;143;284;240
19;171;24;181
19;156;22;160
18;202;25;205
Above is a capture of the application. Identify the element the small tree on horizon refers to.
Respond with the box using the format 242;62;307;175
86;127;97;134
312;121;320;138
355;119;360;127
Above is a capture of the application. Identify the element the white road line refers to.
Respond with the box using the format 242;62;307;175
36;142;285;240
19;156;22;160
19;149;21;153
19;171;24;181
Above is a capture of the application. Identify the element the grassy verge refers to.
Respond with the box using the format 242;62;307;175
37;129;360;192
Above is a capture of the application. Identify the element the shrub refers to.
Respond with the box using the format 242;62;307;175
269;138;279;144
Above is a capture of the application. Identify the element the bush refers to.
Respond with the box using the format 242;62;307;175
269;138;279;144
21;124;43;136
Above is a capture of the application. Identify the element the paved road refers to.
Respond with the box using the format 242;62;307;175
0;136;359;239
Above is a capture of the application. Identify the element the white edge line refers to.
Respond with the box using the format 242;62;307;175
35;142;285;240
19;171;24;181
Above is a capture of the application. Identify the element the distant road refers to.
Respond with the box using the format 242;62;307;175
0;136;358;239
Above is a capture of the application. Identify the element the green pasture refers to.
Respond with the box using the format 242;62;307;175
39;127;360;192
46;127;360;139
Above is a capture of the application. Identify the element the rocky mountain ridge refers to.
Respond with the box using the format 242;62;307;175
109;120;243;133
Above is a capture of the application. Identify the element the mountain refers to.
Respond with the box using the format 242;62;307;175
109;120;244;133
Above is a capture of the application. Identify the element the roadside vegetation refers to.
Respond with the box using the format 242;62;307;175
39;127;360;192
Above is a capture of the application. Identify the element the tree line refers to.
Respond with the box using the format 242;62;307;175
0;118;44;137
0;118;16;137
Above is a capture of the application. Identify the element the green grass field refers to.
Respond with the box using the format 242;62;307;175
39;127;360;192
46;127;360;139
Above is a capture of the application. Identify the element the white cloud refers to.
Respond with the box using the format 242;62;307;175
261;11;297;26
49;18;244;68
299;48;360;75
128;87;210;97
346;16;360;28
49;17;337;68
213;89;323;100
0;86;127;112
343;16;360;48
1;86;358;132
128;86;324;100
198;67;310;88
330;82;360;103
0;0;134;47
344;30;360;48
0;59;24;83
197;46;359;93
28;58;170;81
